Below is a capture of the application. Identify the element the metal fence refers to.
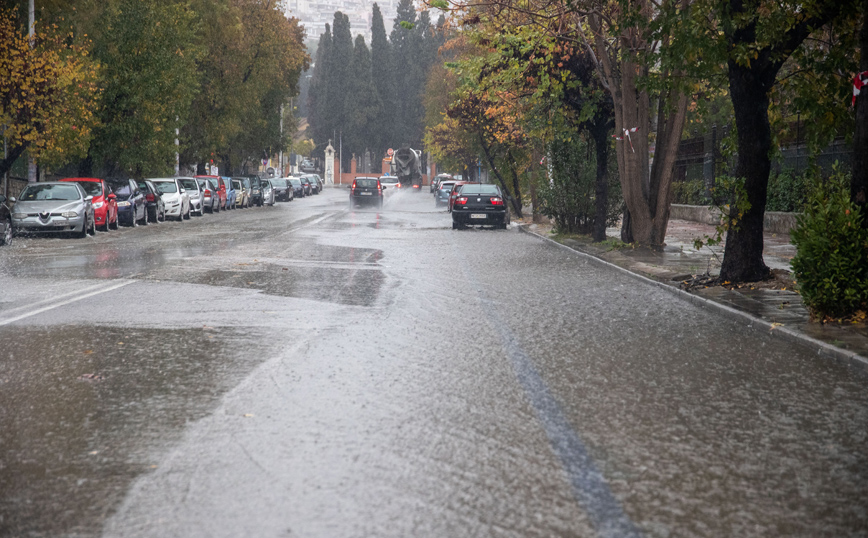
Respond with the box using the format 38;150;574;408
672;123;853;202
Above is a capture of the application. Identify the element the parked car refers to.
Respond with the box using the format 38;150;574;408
149;178;191;221
10;182;95;238
301;174;320;194
136;179;166;223
288;177;305;198
431;173;453;193
222;176;237;209
177;177;204;216
197;178;219;213
106;178;147;227
260;179;276;206
232;179;250;208
244;175;263;206
311;174;324;192
447;181;473;212
195;175;226;210
435;181;456;207
300;176;313;196
349;177;385;208
267;178;289;202
59;177;118;231
0;195;13;245
451;183;510;229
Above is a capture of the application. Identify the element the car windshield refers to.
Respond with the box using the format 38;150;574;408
19;184;81;201
289;179;301;186
179;179;198;191
232;181;242;189
75;181;103;196
153;181;178;194
197;180;208;190
380;177;398;183
135;181;149;192
458;184;499;195
355;179;378;188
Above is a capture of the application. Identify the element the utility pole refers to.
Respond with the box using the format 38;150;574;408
27;0;36;183
279;103;284;176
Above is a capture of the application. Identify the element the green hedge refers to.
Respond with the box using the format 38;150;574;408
791;169;868;319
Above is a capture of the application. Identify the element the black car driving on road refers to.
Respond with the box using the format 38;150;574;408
451;183;510;229
349;177;385;208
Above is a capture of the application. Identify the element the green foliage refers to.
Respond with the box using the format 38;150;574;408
766;170;812;212
671;179;711;205
791;168;868;319
90;0;200;177
538;137;621;235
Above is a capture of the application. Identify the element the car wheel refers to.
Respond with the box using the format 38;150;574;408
1;219;13;246
77;216;89;238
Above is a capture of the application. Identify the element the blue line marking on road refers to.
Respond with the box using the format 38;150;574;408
454;244;643;537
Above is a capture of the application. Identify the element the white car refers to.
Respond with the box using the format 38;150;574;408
149;178;191;221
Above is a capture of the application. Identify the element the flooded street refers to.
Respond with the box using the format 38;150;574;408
1;187;866;537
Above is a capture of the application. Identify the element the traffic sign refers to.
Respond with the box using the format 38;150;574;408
387;148;394;157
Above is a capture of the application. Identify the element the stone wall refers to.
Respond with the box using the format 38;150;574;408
670;204;799;234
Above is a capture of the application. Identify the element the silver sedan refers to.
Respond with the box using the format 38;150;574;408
10;182;95;238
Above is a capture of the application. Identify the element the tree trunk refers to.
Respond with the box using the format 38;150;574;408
590;117;610;242
0;144;27;180
854;0;868;228
719;60;773;282
479;135;523;218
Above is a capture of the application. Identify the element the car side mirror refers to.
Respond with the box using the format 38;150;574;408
85;195;94;202
382;186;386;190
180;188;186;194
9;197;16;203
108;193;117;200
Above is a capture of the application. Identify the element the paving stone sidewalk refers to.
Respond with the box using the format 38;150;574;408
519;219;868;369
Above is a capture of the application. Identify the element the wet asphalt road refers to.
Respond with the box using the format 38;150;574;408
1;187;866;537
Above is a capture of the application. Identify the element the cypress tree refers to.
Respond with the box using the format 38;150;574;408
330;12;354;170
370;3;394;162
343;35;383;171
308;24;332;157
390;0;417;146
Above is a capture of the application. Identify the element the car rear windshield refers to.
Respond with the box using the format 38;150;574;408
76;181;103;196
289;179;301;186
20;184;81;201
458;184;499;195
153;181;178;194
439;183;454;191
355;179;378;188
107;182;131;196
179;179;198;191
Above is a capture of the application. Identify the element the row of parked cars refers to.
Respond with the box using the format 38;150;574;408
431;175;511;230
0;173;324;243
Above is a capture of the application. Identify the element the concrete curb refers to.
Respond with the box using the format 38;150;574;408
518;225;868;372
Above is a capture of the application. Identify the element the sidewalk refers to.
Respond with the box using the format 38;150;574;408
519;219;868;369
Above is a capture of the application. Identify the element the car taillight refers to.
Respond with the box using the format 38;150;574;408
146;193;155;202
413;184;420;189
351;181;357;189
491;197;504;205
455;197;468;205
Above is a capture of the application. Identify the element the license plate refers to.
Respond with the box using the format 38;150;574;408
470;213;486;219
361;192;372;195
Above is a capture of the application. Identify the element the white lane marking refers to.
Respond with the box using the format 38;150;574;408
0;281;110;316
0;280;136;326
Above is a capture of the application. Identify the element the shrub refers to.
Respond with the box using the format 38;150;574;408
670;178;711;205
766;170;811;212
791;168;868;319
538;137;622;234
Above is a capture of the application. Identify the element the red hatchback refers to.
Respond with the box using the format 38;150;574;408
59;177;118;231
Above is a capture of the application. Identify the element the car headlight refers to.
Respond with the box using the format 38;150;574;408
117;201;131;207
12;213;27;219
93;201;105;209
61;211;78;218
